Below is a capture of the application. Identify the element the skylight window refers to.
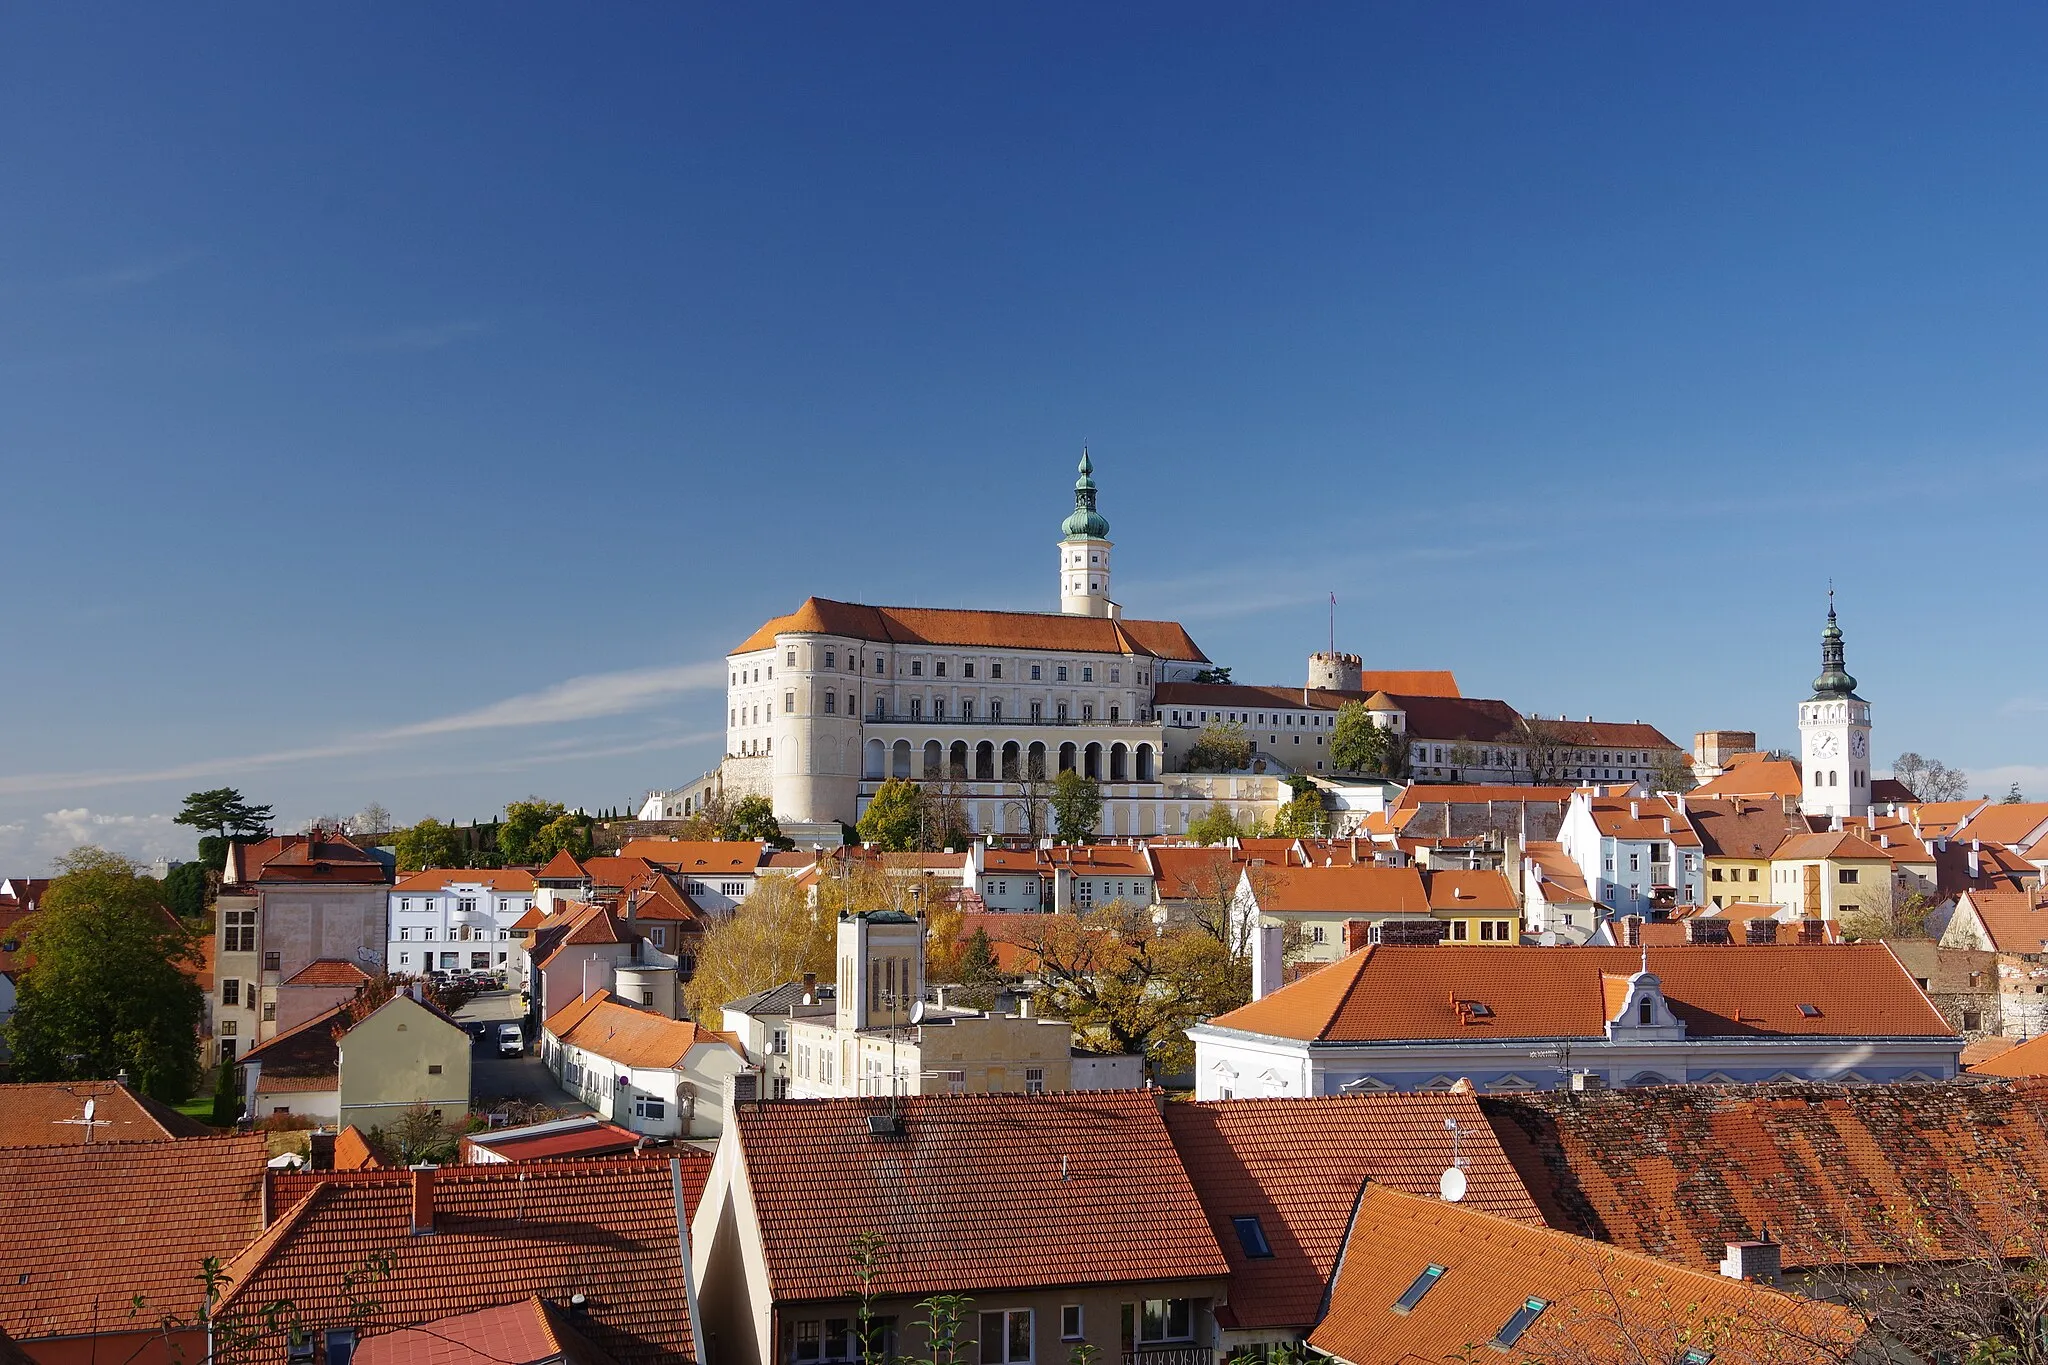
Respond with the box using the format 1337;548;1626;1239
1231;1216;1274;1259
1390;1264;1444;1314
1457;1000;1494;1018
1797;1003;1822;1018
1680;1351;1714;1365
1491;1298;1548;1348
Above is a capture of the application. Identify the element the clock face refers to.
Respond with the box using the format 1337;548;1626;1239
1813;732;1840;758
1850;732;1867;758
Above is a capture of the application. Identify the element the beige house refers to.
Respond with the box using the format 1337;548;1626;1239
1767;831;1892;920
215;833;392;1048
785;910;1100;1097
541;989;748;1138
240;988;471;1130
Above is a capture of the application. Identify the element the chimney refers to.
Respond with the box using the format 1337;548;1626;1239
802;971;817;994
1344;919;1373;954
1799;918;1826;944
1720;1240;1781;1286
308;1130;336;1171
725;1069;760;1112
1745;918;1779;945
410;1164;438;1235
1251;922;1286;1000
1622;915;1643;947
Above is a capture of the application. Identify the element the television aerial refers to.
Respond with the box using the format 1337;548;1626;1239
1439;1116;1469;1202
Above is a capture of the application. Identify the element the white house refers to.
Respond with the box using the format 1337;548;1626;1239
1556;790;1705;921
540;989;747;1139
1187;942;1960;1098
386;868;536;977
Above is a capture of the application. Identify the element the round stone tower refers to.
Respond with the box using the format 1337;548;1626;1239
1308;651;1363;692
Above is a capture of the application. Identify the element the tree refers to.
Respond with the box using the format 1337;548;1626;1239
1892;753;1968;803
1003;764;1053;844
683;874;837;1019
394;818;466;872
721;795;793;850
1647;750;1699;794
1183;804;1255;845
1517;717;1571;785
365;1101;461;1166
529;811;592;864
1840;888;1937;943
2006;783;2027;805
1273;788;1328;837
175;788;275;841
919;772;973;852
1026;903;1248;1078
1050;770;1102;843
209;1057;241;1127
1191;666;1233;684
857;779;924;851
952;928;1006;1010
161;861;210;921
1181;720;1253;773
353;803;392;837
497;798;571;865
6;847;203;1101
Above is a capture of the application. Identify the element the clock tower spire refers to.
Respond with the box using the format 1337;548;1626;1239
1798;593;1872;818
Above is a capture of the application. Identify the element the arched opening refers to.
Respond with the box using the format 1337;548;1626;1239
1136;744;1155;781
1084;742;1103;779
1109;743;1129;781
1028;742;1048;779
1000;741;1021;780
891;739;912;779
1058;742;1077;774
974;741;996;782
866;739;887;780
922;741;944;778
948;740;970;779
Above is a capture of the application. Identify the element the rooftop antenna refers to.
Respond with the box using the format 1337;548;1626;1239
1439;1117;1468;1202
56;1097;107;1143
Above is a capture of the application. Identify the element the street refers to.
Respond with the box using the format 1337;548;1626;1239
455;988;590;1116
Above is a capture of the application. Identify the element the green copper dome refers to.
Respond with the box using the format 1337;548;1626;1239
1061;448;1110;540
1810;601;1862;700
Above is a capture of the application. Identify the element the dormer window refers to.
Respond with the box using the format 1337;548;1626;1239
1638;997;1654;1025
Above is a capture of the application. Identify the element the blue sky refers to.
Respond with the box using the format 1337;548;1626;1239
5;4;2047;871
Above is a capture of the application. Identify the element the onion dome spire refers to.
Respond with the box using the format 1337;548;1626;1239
1060;447;1110;540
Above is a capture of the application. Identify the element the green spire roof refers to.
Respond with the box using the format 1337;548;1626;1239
1061;448;1109;540
1810;598;1861;700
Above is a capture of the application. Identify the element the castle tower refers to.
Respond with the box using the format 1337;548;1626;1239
1798;596;1872;819
1058;449;1116;618
1308;651;1363;692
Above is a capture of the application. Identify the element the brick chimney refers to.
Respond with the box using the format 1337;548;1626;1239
1622;915;1643;947
1745;918;1780;945
1344;919;1373;954
411;1163;438;1235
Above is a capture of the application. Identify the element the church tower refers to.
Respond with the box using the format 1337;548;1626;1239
1798;596;1872;818
1059;449;1117;618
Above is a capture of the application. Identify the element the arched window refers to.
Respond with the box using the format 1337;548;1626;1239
1638;997;1654;1025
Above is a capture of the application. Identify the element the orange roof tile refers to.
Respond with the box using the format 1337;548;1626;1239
334;1124;380;1170
1522;841;1597;905
1393;784;1577;809
543;991;738;1069
1483;1079;2048;1271
618;840;763;872
1041;844;1150;874
394;868;539;892
733;1091;1227;1302
1682;794;1806;860
1959;802;2048;850
511;904;548;931
1308;1183;1861;1365
1955;888;2048;953
1248;865;1430;915
282;958;372;987
1424;869;1519;914
1163;1094;1542;1330
230;833;391;885
1967;1033;2048;1077
229;1157;708;1364
1774;830;1892;862
1207;943;1954;1042
735;596;1209;662
1582;792;1702;846
354;1297;616;1365
537;849;588;879
0;1135;269;1342
1693;754;1805;802
0;1080;216;1146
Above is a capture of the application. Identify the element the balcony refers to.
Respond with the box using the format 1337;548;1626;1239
1124;1349;1210;1365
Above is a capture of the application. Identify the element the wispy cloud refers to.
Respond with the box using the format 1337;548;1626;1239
338;320;489;353
64;252;203;294
0;660;727;797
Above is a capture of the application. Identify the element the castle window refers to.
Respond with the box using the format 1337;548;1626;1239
1057;666;1069;682
992;663;1003;679
1031;665;1042;680
911;661;922;677
990;699;1002;721
1638;997;1654;1025
961;699;974;720
875;697;886;718
963;663;975;678
824;692;836;714
1082;666;1093;682
1110;706;1119;721
824;650;835;668
875;657;885;673
787;650;795;666
909;699;922;719
784;692;795;713
935;661;947;677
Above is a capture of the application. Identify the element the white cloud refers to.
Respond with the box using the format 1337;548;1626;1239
0;659;728;797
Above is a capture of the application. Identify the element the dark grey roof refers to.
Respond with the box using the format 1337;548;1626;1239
725;980;837;1017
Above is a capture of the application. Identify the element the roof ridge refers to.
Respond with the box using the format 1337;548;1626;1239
217;1182;328;1307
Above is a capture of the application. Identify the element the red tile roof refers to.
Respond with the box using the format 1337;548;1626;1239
1207;943;1955;1042
0;1135;269;1342
732;1091;1228;1302
735;597;1209;662
242;1002;348;1090
537;849;589;880
1957;802;2048;850
334;1125;380;1170
1692;753;1805;802
543;990;739;1069
1482;1079;2048;1272
0;1080;216;1146
1581;792;1702;847
1967;1033;2048;1077
1424;869;1519;914
1153;678;1464;712
394;868;539;892
1774;830;1891;861
619;840;763;872
1246;865;1430;915
1149;847;1238;899
230;833;391;885
231;1156;710;1364
463;1119;647;1163
1308;1183;1862;1365
1162;1094;1542;1330
282;958;372;987
354;1297;616;1365
1393;784;1577;808
1954;888;2048;954
1682;795;1807;860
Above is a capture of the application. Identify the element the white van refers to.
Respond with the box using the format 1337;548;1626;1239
497;1023;524;1057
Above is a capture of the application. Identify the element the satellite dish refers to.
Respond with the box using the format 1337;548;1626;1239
1438;1166;1468;1203
909;1000;926;1025
83;1099;96;1123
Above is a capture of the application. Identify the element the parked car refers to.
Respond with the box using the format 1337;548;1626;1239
497;1023;524;1057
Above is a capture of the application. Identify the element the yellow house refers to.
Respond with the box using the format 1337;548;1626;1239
1684;796;1808;911
1768;831;1893;921
242;988;472;1130
1426;869;1521;944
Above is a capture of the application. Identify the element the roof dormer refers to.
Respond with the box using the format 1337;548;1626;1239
1603;969;1687;1042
